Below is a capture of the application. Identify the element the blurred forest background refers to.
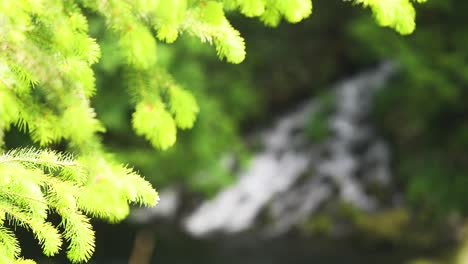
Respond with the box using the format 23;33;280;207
10;0;468;263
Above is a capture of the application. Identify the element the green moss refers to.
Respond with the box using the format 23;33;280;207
407;259;442;264
305;92;336;142
354;208;410;242
302;214;334;235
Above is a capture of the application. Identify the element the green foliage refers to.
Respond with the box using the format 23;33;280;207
0;0;424;262
351;0;468;217
0;148;157;263
405;158;468;215
95;36;251;193
352;0;426;35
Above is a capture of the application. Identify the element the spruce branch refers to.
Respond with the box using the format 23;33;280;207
0;148;158;263
0;0;424;263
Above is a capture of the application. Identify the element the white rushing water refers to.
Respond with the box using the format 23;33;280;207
131;63;396;238
184;63;395;237
185;102;316;236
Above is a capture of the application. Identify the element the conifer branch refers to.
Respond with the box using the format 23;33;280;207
0;0;424;262
0;149;78;167
0;148;158;262
0;188;48;205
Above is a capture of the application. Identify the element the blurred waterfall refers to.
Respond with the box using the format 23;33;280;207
131;62;397;238
184;62;396;237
